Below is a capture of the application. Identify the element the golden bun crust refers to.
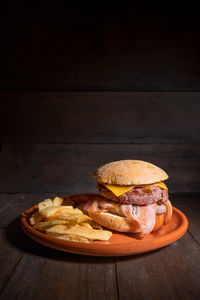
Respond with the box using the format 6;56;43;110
94;160;168;185
88;211;141;232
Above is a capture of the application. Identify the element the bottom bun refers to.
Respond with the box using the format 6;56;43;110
88;210;171;235
88;211;141;233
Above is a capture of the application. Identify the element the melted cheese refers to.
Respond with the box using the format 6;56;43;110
104;182;167;197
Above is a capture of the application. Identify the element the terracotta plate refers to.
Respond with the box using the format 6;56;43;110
21;194;188;256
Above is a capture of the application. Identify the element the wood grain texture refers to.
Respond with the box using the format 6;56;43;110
116;233;200;300
0;92;200;143
0;246;117;300
1;218;200;300
0;144;199;193
0;194;199;299
2;203;117;299
0;230;22;294
0;13;200;91
173;194;200;244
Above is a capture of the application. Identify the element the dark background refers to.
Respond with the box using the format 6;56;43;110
0;1;199;194
0;2;200;299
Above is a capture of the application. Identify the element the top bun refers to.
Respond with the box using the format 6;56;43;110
94;160;168;185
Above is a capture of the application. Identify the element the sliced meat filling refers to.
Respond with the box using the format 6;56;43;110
84;199;171;235
120;203;157;234
99;184;168;205
156;203;167;215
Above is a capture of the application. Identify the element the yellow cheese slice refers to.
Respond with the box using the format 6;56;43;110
104;184;136;197
146;182;167;190
103;182;167;197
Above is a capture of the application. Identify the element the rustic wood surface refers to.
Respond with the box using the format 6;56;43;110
0;230;22;293
0;193;199;300
116;233;200;300
174;194;200;244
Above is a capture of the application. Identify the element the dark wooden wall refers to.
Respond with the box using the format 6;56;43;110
0;2;200;195
1;2;200;91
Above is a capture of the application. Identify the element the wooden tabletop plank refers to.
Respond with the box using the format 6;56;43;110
1;224;199;300
0;230;23;294
0;247;117;300
0;193;199;299
0;144;199;193
116;233;200;300
1;217;117;299
173;194;200;245
1;92;200;143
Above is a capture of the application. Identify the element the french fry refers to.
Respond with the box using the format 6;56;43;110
30;217;36;225
39;206;63;218
38;199;53;212
46;224;112;241
46;232;89;243
51;213;89;223
30;211;43;225
52;197;63;207
49;214;78;224
79;222;93;230
56;207;83;216
77;215;91;222
34;220;69;231
30;196;112;243
59;206;74;210
40;206;74;218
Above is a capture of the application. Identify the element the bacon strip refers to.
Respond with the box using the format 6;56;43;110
83;200;93;211
121;203;156;234
84;199;157;234
84;199;117;212
83;200;99;212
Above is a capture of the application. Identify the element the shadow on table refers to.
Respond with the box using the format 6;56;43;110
4;217;168;264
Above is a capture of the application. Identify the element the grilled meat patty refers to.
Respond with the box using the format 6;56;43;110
98;184;168;206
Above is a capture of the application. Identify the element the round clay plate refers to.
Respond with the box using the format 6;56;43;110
21;194;188;256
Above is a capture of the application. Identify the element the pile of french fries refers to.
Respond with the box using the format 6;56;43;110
29;197;112;243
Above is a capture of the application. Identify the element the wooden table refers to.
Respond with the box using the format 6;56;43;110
0;8;200;299
0;193;199;300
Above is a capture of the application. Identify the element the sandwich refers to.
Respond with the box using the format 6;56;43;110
84;160;172;238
